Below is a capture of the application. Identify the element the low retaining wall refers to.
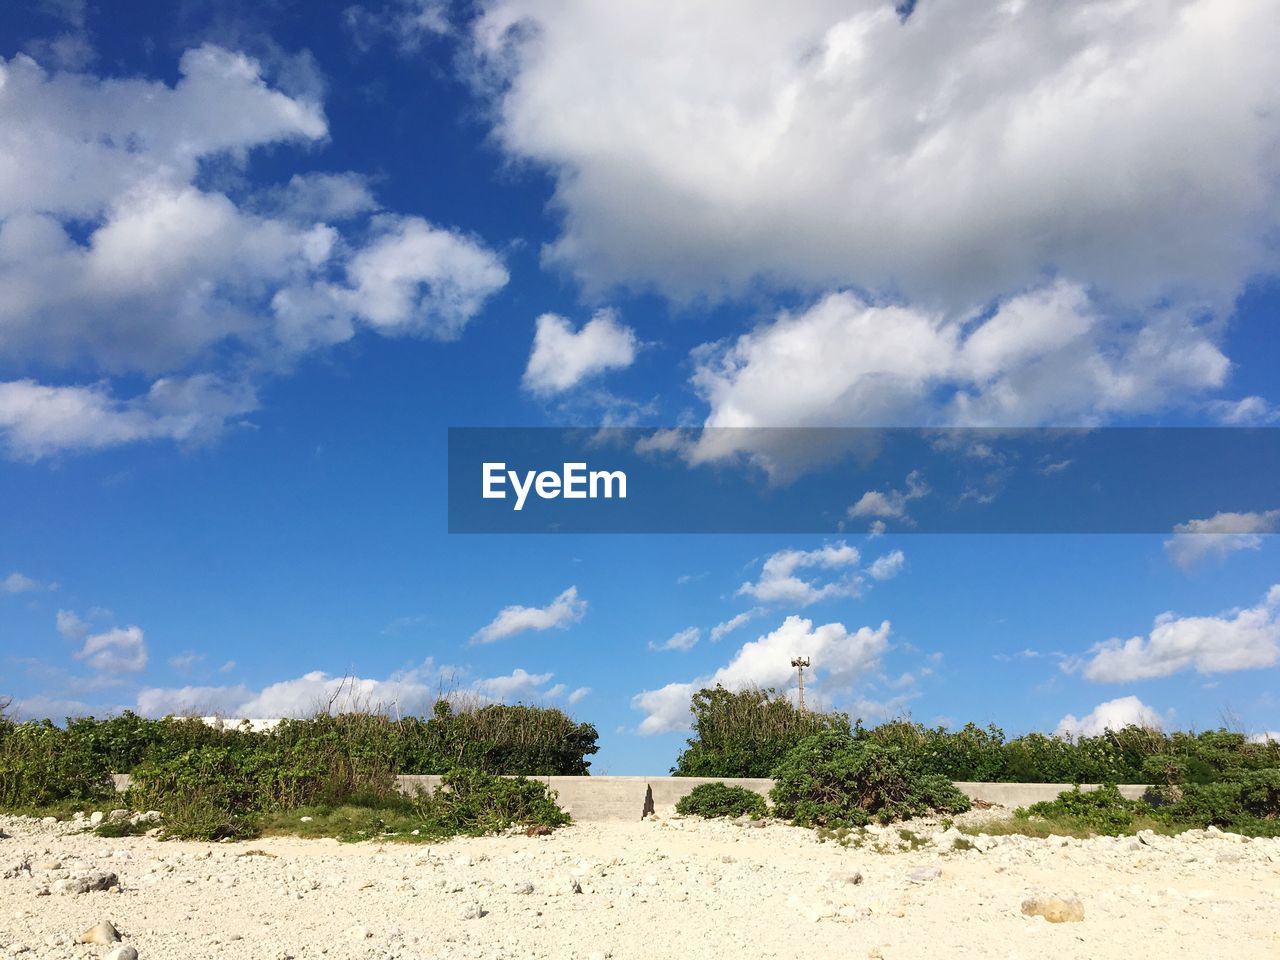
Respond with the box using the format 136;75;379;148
111;774;1147;823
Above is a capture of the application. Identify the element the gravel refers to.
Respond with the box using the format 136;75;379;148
1;812;1277;959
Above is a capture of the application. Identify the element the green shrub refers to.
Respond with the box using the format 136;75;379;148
413;769;570;837
395;701;600;776
1017;784;1141;835
158;789;260;841
0;720;113;809
674;686;851;777
675;782;768;819
770;730;971;828
1148;770;1280;836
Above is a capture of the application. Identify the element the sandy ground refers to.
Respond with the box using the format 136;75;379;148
2;810;1278;960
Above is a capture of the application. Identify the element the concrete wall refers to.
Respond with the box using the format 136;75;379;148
112;773;1146;822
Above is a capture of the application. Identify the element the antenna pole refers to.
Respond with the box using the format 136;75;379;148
790;656;811;711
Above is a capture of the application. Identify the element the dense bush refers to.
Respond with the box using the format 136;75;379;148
0;719;114;810
675;782;768;819
671;686;1273;785
1018;784;1141;835
394;701;599;776
770;730;971;828
673;687;851;777
1016;772;1280;838
1147;769;1280;836
412;769;570;837
0;698;596;826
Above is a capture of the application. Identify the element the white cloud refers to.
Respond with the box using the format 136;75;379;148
471;585;587;644
1055;696;1165;739
850;472;929;523
686;285;1228;471
1208;396;1280;425
632;614;891;734
522;309;638;395
168;652;205;674
567;686;591;704
738;542;862;606
709;608;762;642
135;660;563;718
346;0;451;52
1250;731;1280;745
1071;585;1280;682
471;667;555;701
1163;510;1279;571
0;376;257;460
866;549;905;581
650;627;700;652
55;609;89;641
75;625;147;674
2;571;53;593
0;45;507;459
475;1;1280;311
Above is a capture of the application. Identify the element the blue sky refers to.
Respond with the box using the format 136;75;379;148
1;0;1278;773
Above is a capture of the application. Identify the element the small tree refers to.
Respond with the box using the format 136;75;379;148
674;685;851;778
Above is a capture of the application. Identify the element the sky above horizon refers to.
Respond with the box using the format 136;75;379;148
1;0;1278;773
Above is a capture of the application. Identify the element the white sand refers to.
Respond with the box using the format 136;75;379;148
2;811;1278;959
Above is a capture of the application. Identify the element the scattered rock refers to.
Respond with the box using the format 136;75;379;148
1021;893;1085;923
513;882;535;895
526;824;552;837
835;871;864;886
105;947;138;960
89;812;105;827
52;871;119;895
458;901;486;920
907;867;940;883
79;920;122;945
108;809;130;822
569;879;584;894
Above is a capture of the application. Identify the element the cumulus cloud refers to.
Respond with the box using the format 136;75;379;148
1208;396;1280;426
522;309;639;395
1056;696;1165;739
0;376;257;460
650;627;700;652
1069;585;1280;683
473;3;1275;444
567;686;591;704
738;542;862;606
1163;510;1279;571
709;608;762;643
2;571;53;593
55;609;89;640
687;285;1229;470
474;1;1280;309
135;660;563;718
0;45;507;459
850;472;929;523
866;550;905;581
74;625;147;674
632;614;891;734
471;586;587;644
